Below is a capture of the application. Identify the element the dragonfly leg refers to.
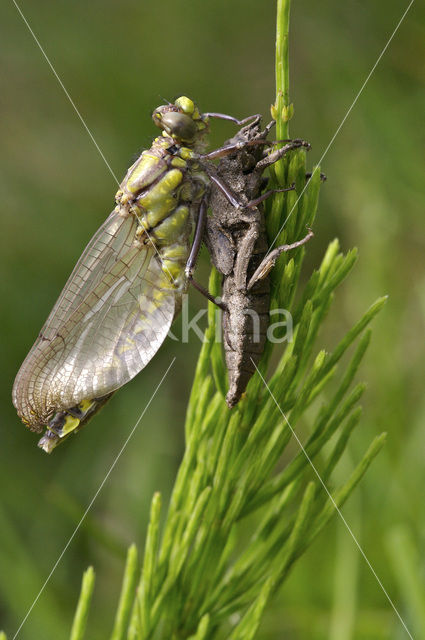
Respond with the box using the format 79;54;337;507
186;196;208;279
201;134;306;163
255;139;311;172
246;170;325;209
185;196;227;310
207;171;296;212
190;277;227;310
246;184;295;208
208;172;242;208
201;138;272;162
205;147;318;212
203;112;262;126
247;229;314;290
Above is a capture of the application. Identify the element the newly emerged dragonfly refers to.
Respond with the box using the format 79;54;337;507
13;96;260;452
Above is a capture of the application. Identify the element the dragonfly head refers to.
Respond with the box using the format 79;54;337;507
152;96;208;148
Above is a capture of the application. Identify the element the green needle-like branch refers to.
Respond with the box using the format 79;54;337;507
109;545;139;640
69;567;95;640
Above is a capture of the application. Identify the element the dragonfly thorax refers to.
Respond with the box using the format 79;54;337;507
116;115;209;291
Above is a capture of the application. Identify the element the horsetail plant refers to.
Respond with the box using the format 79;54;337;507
61;234;385;639
1;1;386;638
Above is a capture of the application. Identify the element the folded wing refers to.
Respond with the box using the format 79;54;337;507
13;209;176;427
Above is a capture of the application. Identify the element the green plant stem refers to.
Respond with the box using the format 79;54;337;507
275;0;291;141
386;526;425;636
69;567;95;640
110;545;139;640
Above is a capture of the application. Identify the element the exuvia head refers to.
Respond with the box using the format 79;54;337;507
152;96;209;147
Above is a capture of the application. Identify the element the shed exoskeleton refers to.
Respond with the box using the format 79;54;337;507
207;117;313;407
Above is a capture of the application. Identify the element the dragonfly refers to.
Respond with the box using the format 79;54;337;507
207;117;314;407
12;96;262;452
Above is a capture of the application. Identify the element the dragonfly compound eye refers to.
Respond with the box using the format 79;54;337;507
159;112;198;143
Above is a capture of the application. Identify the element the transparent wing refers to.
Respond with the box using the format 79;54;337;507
13;208;176;424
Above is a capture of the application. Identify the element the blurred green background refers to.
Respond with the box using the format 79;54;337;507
1;0;424;638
